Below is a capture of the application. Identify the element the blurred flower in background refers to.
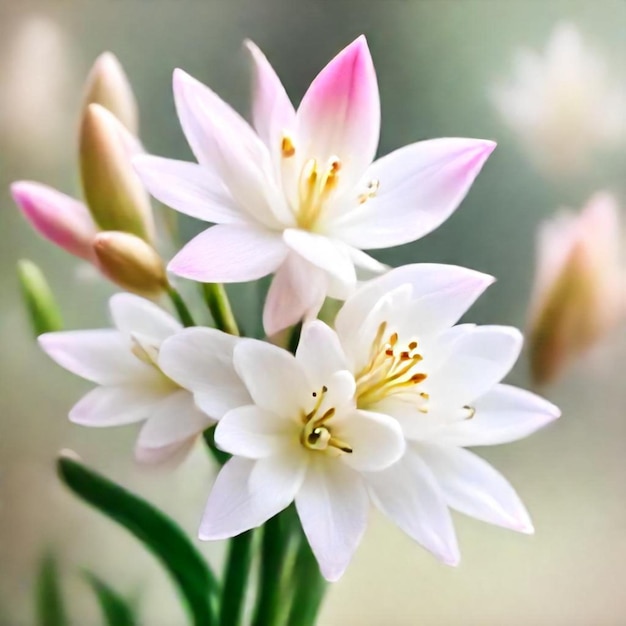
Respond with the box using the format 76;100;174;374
491;23;626;177
527;192;625;385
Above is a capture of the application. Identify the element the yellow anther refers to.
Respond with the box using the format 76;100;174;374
281;135;295;157
357;178;380;204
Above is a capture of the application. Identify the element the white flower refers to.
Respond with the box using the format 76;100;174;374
332;264;561;564
38;294;214;463
134;36;495;335
492;22;626;175
177;327;405;581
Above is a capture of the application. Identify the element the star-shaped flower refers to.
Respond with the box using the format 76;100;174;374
135;36;495;335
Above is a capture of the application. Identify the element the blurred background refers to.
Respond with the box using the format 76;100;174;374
2;1;626;624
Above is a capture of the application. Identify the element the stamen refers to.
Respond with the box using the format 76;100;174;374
357;179;380;204
328;436;353;454
463;405;476;420
281;135;295;158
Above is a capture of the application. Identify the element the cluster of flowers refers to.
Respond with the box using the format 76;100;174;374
14;36;559;581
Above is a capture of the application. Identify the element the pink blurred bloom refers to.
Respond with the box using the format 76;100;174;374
528;193;625;384
135;36;495;335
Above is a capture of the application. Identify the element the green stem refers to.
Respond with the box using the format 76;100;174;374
286;534;327;626
167;286;195;328
219;531;255;626
201;283;239;335
251;512;292;626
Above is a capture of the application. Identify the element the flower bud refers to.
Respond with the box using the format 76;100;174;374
11;181;98;262
82;52;139;134
17;259;63;336
528;193;624;384
79;103;155;243
93;231;167;297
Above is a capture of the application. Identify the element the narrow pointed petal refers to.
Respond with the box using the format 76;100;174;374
427;326;523;406
246;40;296;153
335;264;494;360
296;320;349;388
297;36;380;186
215;405;297;458
283;228;356;286
263;255;327;337
173;69;289;228
295;459;369;581
332;138;496;249
11;182;97;261
109;293;181;340
200;457;293;540
133;155;243;224
38;330;151;385
136;390;212;448
233;340;308;418
417;444;533;533
158;328;250;418
69;384;170;426
366;450;460;565
437;384;560;447
337;410;405;471
168;224;288;283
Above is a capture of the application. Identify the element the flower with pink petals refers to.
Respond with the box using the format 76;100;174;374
38;294;222;463
134;36;496;335
528;193;625;384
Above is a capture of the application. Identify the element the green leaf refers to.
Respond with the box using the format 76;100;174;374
17;260;63;336
36;552;69;626
83;572;137;626
57;454;219;626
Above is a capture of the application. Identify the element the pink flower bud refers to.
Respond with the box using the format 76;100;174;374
11;181;98;261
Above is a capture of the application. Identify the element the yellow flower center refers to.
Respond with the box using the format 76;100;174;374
355;321;429;408
299;386;353;454
281;133;379;231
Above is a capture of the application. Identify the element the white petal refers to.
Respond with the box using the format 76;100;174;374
248;449;307;496
295;458;369;581
416;444;533;533
158;328;250;418
263;254;328;337
109;293;181;341
136;390;212;448
246;40;296;154
134;437;196;466
366;449;460;565
428;326;524;406
39;330;151;385
199;457;294;540
332;138;496;249
133;155;243;224
335;264;494;358
438;384;560;447
296;320;349;388
168;224;288;283
346;245;388;276
283;228;356;286
215;405;297;458
234;340;309;418
336;410;405;471
173;69;290;229
70;384;171;427
296;36;380;188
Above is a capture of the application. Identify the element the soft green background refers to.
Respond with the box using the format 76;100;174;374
2;1;626;624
